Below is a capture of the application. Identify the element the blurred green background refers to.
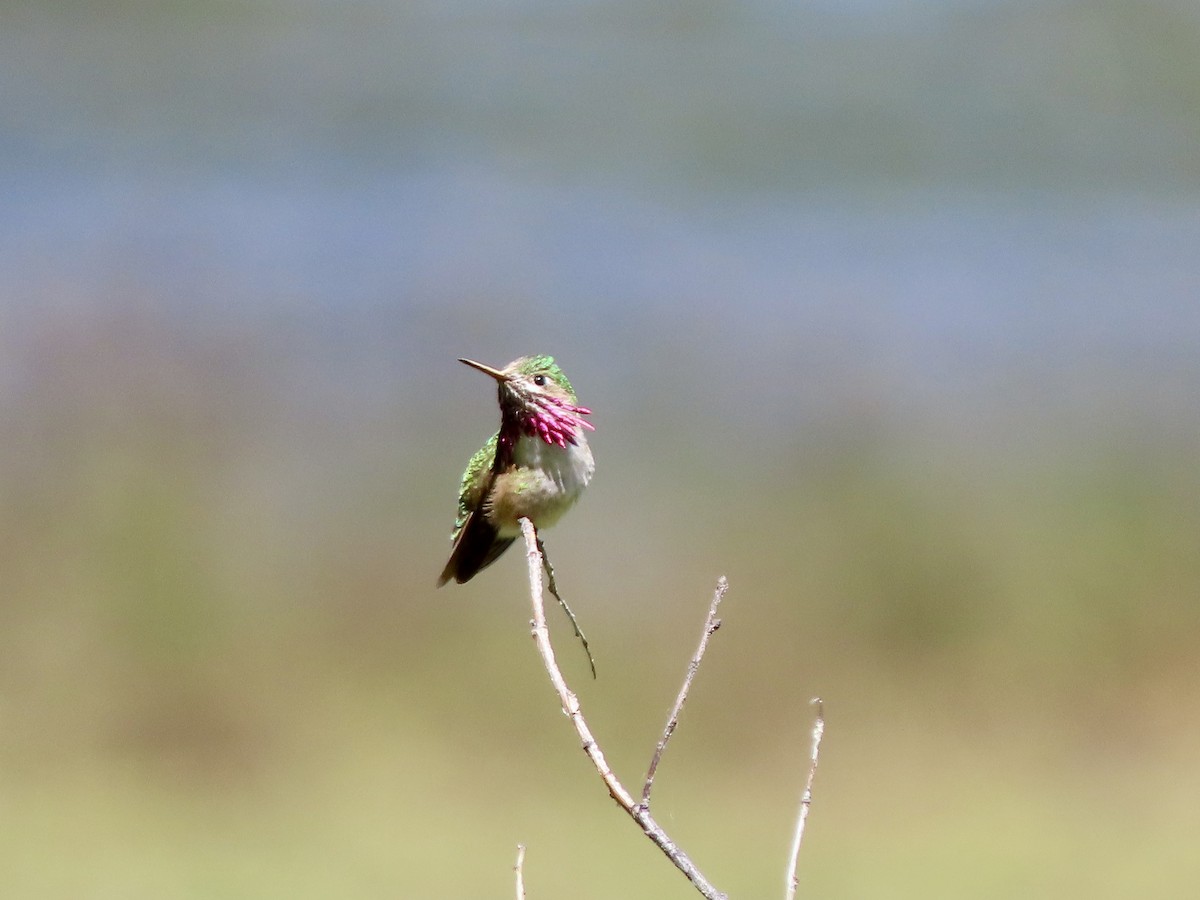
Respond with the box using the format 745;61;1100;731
3;0;1200;896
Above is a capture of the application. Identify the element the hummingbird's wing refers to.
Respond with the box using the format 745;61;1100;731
437;430;516;586
436;505;515;585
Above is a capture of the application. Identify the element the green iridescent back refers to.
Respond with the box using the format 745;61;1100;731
452;433;497;538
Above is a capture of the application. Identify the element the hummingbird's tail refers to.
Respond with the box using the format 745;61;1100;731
437;510;516;586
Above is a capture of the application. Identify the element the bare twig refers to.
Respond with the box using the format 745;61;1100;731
519;517;728;900
784;698;825;900
514;844;526;900
536;535;597;679
642;577;728;808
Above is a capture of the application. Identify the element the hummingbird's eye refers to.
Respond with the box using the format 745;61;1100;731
533;374;547;386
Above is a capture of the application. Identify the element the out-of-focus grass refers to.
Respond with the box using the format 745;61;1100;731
1;317;1198;897
1;684;1197;898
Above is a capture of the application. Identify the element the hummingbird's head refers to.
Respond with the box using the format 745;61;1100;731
458;355;594;448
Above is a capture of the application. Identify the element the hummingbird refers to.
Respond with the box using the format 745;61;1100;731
437;355;595;587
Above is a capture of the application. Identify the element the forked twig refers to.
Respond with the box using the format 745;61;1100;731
784;699;825;900
642;577;727;808
537;535;597;679
520;518;728;900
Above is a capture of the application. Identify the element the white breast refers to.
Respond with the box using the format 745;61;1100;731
489;432;595;536
513;432;595;493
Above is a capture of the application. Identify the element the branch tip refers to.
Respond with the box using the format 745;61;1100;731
514;844;526;900
640;577;729;810
784;700;827;900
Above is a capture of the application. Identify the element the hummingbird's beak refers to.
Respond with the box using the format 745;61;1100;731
457;358;507;382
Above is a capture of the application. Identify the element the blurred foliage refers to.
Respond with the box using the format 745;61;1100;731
1;304;1198;896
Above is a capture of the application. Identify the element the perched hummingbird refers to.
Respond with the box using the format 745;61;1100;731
437;355;595;587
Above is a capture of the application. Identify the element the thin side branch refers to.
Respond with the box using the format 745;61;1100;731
514;844;526;900
642;577;727;808
537;535;597;678
519;517;728;900
784;698;825;900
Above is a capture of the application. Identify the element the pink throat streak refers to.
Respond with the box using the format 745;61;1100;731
522;396;594;449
